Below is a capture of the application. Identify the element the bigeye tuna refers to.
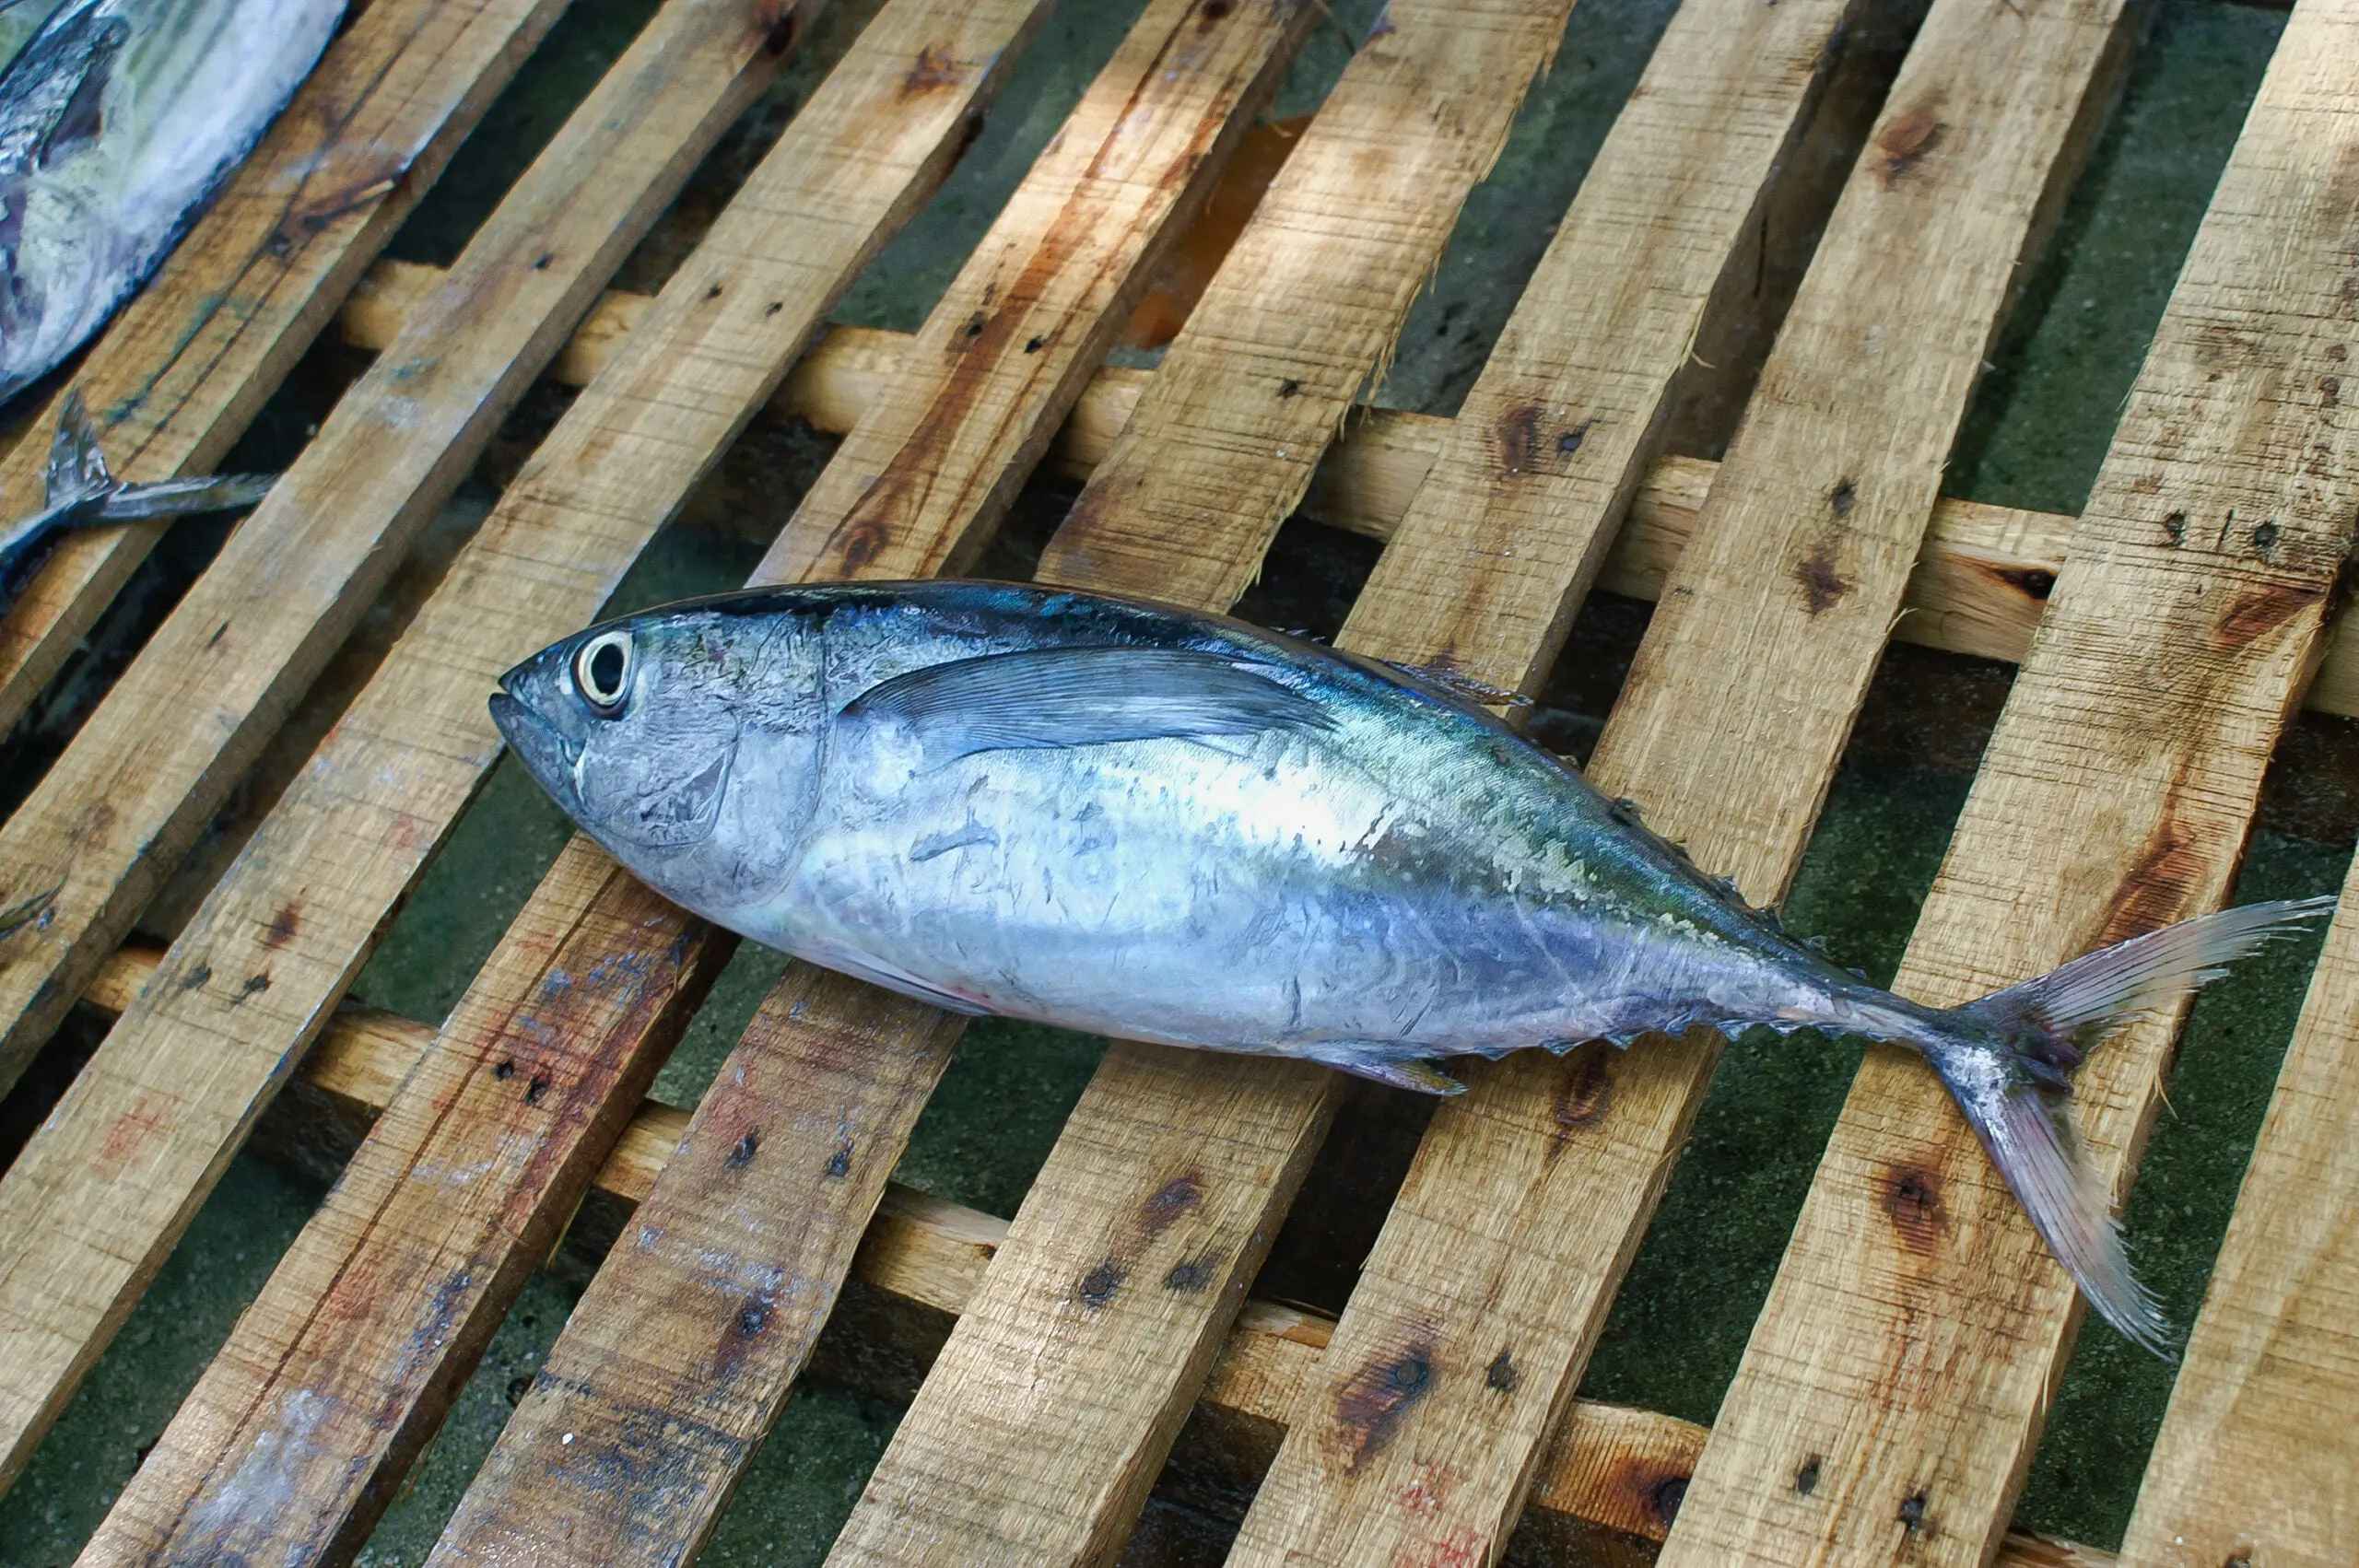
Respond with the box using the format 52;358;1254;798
0;0;344;403
492;579;2327;1352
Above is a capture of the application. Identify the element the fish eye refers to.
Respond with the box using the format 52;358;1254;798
572;629;632;718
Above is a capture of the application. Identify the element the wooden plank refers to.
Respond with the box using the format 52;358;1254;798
0;0;791;1094
68;941;2108;1568
420;6;1316;1562
342;275;2359;715
76;845;725;1568
820;6;1590;1565
0;0;576;735
2115;860;2359;1565
1032;0;1572;609
0;0;802;1489
1219;0;2146;1560
1656;1;2359;1560
55;4;1045;1558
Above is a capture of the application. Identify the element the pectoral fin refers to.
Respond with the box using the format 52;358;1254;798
844;646;1332;768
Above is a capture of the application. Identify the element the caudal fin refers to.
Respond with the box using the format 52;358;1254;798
1935;895;2333;1355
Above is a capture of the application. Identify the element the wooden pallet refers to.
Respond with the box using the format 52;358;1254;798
0;0;2353;1562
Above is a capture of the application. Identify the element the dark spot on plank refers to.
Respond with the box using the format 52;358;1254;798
726;1129;760;1167
533;252;552;271
492;1059;514;1082
1277;378;1301;398
1333;1344;1435;1471
265;231;292;257
1875;107;1941;181
524;1074;549;1106
1795;1456;1821;1494
2164;509;2187;545
1898;1490;1929;1533
1649;1473;1689;1528
206;621;229;649
737;1302;768;1337
1794;544;1851;615
179;964;211;991
263;903;300;948
1827;479;1856;518
1078;1259;1125;1308
2100;811;2202;948
2252;520;2281;553
1883;1164;1944;1253
2224;1553;2252;1568
765;300;783;316
964;313;988;340
1548;1043;1614;1154
824;1142;852;1179
1992;565;2054;601
237;973;270;1001
901;43;961;97
1164;1255;1216;1292
2321;375;2341;407
1025;335;1045;353
1496;404;1542;474
1198;0;1234;25
1140;1173;1204;1236
704;283;723;300
837;519;890;572
1558;421;1591;455
2215;579;2318;649
1485;1349;1518;1393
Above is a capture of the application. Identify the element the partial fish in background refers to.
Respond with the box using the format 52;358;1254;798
0;0;344;403
491;581;2332;1352
0;389;273;606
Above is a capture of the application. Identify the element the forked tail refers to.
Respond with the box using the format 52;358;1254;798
1925;896;2333;1355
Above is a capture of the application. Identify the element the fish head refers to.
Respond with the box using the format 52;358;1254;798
491;602;829;915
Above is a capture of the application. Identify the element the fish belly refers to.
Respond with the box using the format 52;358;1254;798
749;732;1664;1056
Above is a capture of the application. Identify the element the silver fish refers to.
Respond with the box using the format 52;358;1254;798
491;580;2327;1352
0;0;344;402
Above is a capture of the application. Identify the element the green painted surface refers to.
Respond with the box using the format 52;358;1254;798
0;0;2341;1562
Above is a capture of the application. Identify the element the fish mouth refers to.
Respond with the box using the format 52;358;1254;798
488;688;581;809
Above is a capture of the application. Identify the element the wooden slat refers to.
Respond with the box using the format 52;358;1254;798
68;940;2109;1568
2115;860;2359;1565
1657;2;2359;1561
0;0;799;1490
822;6;1587;1564
77;846;725;1568
57;4;1043;1558
0;0;575;735
342;272;2359;716
1220;0;2147;1560
421;5;1315;1562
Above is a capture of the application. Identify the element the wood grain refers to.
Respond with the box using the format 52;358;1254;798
1658;2;2359;1561
823;6;1588;1564
339;275;2359;714
1218;0;2145;1560
68;940;2108;1568
0;0;574;734
48;2;1043;1555
2115;860;2359;1566
422;4;1315;1562
0;0;799;1490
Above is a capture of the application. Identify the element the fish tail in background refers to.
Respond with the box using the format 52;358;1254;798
1923;895;2335;1355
